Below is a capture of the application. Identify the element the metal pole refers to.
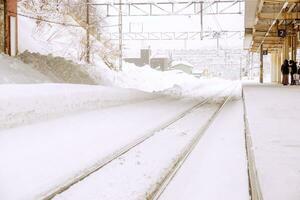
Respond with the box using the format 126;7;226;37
240;56;242;80
200;2;203;40
118;0;123;71
86;0;90;63
260;44;264;83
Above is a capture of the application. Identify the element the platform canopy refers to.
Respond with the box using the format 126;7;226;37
244;0;300;53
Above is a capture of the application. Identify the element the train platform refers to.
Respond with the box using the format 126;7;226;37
243;83;300;200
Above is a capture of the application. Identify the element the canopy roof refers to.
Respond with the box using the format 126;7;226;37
244;0;300;52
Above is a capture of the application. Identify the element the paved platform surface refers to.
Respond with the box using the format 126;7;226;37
243;83;300;200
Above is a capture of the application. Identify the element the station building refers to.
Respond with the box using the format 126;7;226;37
244;0;300;84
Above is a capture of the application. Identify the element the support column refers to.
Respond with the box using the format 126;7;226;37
277;50;282;83
260;45;264;83
291;35;297;61
271;53;277;83
282;37;289;61
250;52;254;80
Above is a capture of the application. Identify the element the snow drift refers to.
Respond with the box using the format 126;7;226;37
19;51;100;85
0;84;158;129
0;53;52;84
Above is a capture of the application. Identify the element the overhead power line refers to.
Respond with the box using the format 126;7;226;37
1;8;119;28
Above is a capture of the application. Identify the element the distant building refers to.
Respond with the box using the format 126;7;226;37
124;48;170;71
0;0;17;56
170;60;194;74
124;49;151;67
150;58;169;71
192;69;204;78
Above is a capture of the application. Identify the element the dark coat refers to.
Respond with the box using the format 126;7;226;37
281;63;289;75
291;63;297;74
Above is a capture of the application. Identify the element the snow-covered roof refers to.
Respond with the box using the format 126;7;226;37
171;60;194;68
192;69;204;74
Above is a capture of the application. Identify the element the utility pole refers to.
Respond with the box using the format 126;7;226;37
200;2;203;40
118;0;123;71
86;0;90;63
240;55;242;80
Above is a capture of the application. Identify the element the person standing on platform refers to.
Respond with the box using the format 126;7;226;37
281;59;290;85
290;60;297;85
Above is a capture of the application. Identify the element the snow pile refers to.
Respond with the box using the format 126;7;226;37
94;60;240;99
0;53;53;83
17;51;241;101
0;84;157;129
111;64;200;92
19;51;100;85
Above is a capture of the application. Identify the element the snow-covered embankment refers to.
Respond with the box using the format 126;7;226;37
0;84;158;129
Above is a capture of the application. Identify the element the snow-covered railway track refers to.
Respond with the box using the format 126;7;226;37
41;97;213;200
42;84;238;200
149;86;237;200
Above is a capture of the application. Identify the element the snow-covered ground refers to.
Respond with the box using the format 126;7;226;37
0;96;213;200
51;97;249;200
0;30;245;199
52;103;220;200
243;83;300;200
0;53;52;84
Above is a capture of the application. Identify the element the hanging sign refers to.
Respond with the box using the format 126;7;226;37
262;50;268;55
278;29;286;38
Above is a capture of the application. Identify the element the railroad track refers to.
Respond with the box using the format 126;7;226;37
148;84;240;200
40;83;238;200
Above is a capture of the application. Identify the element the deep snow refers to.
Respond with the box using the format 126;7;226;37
52;104;220;200
0;53;52;84
0;84;158;129
0;97;205;200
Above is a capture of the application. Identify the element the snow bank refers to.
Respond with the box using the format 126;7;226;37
18;51;100;85
0;49;240;131
16;51;241;101
93;60;242;101
0;53;53;84
113;64;199;92
0;84;157;129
